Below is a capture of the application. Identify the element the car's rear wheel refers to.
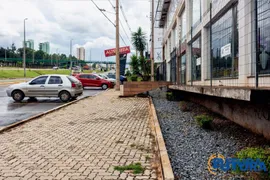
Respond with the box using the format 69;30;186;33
101;84;108;90
12;90;25;102
59;91;71;102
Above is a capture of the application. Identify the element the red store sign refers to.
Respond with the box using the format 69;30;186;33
104;46;131;57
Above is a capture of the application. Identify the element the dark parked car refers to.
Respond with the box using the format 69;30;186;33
107;74;127;84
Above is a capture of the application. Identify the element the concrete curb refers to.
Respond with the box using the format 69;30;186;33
149;97;175;180
0;90;107;133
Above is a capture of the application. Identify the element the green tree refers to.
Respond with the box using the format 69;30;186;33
131;27;147;58
130;55;140;75
34;50;45;60
60;54;67;60
16;48;34;59
92;63;97;69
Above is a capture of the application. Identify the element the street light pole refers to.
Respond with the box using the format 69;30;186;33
151;0;155;81
23;18;28;78
115;0;120;90
56;48;59;67
69;39;73;72
4;49;7;61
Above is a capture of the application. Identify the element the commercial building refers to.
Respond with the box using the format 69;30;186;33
77;47;85;60
23;39;34;50
150;0;164;64
154;0;270;139
39;42;50;54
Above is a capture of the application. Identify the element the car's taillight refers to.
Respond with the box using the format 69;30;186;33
71;83;76;88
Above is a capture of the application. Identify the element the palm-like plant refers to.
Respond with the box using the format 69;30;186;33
131;27;147;58
130;55;140;75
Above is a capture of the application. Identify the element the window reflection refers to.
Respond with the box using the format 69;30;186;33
192;0;201;28
181;9;187;42
258;0;270;74
180;54;186;84
211;6;238;78
192;36;201;81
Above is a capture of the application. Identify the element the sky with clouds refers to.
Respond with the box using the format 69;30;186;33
0;0;151;61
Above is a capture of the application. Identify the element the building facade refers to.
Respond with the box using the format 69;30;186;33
39;42;50;54
155;0;270;88
23;39;34;50
77;47;85;60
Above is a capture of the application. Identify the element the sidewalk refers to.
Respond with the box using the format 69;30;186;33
0;78;31;86
0;90;157;180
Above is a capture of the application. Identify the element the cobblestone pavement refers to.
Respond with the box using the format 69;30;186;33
0;90;157;180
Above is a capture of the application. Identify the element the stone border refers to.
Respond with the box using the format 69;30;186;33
0;90;106;133
149;97;175;180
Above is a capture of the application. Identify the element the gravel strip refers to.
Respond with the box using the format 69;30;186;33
149;88;269;180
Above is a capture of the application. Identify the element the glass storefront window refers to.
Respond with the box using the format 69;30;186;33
191;36;201;81
211;6;238;78
181;9;187;42
180;54;186;84
192;0;201;28
257;0;270;74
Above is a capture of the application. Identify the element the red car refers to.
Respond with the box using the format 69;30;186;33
75;73;113;90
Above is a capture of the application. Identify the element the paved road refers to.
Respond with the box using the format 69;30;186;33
0;85;103;127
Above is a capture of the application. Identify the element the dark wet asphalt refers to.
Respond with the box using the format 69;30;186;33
0;86;103;127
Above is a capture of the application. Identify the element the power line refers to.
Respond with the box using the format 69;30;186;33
119;1;132;33
90;0;115;27
107;0;131;45
90;0;127;46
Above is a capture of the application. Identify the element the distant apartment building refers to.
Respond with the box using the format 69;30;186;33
77;47;85;60
22;39;34;50
39;42;50;54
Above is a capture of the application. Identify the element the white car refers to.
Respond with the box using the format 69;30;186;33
52;66;59;70
6;75;83;102
98;74;116;84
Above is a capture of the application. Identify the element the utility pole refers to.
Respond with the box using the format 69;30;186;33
151;0;155;81
115;0;120;90
32;50;34;64
23;18;28;78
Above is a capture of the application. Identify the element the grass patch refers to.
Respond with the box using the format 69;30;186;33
145;155;151;161
130;143;136;148
179;101;191;112
166;92;174;101
114;163;144;174
195;115;213;129
0;69;39;78
234;147;270;179
0;69;97;79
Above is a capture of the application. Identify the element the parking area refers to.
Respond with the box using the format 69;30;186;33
0;85;104;127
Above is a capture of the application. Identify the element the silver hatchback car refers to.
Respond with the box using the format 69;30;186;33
6;75;83;102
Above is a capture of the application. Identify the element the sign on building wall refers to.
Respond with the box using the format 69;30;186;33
221;43;231;57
